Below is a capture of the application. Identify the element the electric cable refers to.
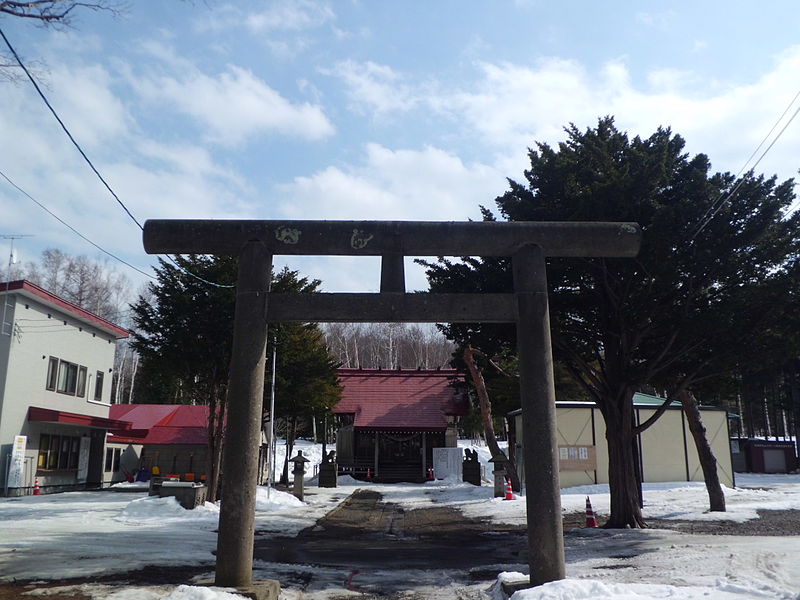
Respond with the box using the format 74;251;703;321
0;29;234;290
691;92;800;241
0;26;144;231
0;168;156;279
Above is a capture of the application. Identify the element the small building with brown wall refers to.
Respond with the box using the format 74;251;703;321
731;438;797;473
334;368;468;482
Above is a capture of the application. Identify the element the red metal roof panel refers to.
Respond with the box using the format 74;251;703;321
334;369;467;430
28;406;132;430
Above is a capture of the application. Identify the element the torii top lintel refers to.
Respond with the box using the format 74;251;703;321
143;219;641;258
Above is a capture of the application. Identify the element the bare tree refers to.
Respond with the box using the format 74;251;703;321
323;323;455;369
0;1;116;25
1;1;119;81
25;248;131;322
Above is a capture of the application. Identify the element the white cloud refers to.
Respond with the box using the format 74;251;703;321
0;53;262;288
46;64;132;149
246;0;335;32
635;10;677;30
132;59;335;146
274;143;503;222
271;144;505;292
423;48;800;184
193;1;334;35
322;60;417;115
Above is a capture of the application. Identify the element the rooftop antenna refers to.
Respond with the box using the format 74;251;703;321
1;234;33;336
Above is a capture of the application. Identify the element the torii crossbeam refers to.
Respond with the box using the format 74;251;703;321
143;219;641;590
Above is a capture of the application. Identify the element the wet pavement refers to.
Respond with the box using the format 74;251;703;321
253;489;530;597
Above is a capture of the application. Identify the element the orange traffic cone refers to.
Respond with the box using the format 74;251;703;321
585;496;599;528
33;479;41;495
366;467;372;481
503;478;514;500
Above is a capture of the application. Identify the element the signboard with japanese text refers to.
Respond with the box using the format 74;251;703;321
7;435;27;488
557;445;596;471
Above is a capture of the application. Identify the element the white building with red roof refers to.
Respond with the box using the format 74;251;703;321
0;280;129;495
333;368;468;482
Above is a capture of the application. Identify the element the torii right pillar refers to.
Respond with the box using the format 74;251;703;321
514;243;564;584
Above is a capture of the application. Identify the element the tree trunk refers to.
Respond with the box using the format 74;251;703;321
207;396;226;502
790;360;800;467
463;345;520;491
601;396;646;528
679;389;726;511
127;354;138;404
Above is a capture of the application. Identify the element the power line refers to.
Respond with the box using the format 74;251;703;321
690;91;800;242
0;29;234;289
0;168;156;279
0;27;144;231
164;255;235;289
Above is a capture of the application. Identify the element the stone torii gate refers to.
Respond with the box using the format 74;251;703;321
143;219;641;592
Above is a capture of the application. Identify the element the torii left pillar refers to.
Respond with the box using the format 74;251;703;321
215;241;272;589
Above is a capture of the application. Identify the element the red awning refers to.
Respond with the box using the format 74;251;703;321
28;407;132;430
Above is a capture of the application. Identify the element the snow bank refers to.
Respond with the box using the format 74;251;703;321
109;481;150;492
254;486;304;511
117;496;220;523
507;579;750;599
159;585;248;600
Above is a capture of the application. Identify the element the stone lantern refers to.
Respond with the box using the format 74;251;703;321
289;450;310;501
488;455;507;498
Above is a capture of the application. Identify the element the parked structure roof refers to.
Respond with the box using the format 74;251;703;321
109;404;209;445
333;368;468;431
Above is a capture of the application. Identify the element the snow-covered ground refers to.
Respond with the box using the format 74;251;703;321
1;440;799;599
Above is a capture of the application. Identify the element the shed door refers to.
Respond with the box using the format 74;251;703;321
763;448;786;473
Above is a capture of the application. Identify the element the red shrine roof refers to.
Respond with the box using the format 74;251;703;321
334;368;468;431
109;404;209;445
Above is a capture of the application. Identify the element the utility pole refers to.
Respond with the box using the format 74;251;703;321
1;234;33;336
267;336;277;499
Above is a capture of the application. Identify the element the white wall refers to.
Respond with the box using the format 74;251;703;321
0;291;120;491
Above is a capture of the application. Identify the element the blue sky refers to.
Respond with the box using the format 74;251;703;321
1;1;800;295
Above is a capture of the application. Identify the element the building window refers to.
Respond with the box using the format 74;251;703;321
37;433;80;472
105;447;121;472
94;371;104;401
55;360;80;395
46;356;95;397
46;357;58;391
69;437;80;469
38;434;51;469
77;366;87;398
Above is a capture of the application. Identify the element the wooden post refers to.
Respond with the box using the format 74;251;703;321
512;244;565;585
374;431;379;477
215;241;272;588
421;431;427;479
380;254;405;293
